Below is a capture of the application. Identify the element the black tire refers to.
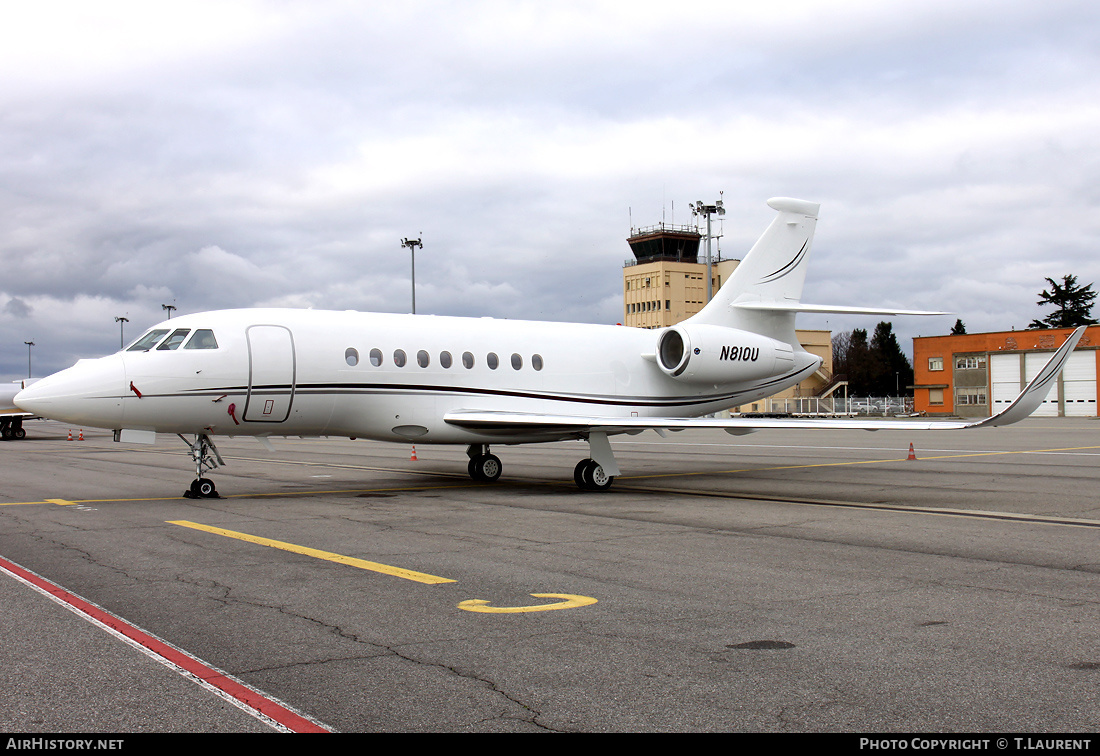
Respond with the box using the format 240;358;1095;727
574;459;591;488
14;428;26;440
191;478;217;497
578;459;613;491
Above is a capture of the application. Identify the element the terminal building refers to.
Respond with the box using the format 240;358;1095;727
912;326;1100;418
622;222;836;409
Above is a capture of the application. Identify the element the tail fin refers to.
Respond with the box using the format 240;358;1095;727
689;197;820;342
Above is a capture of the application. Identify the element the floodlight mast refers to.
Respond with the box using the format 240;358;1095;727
161;304;177;319
691;195;725;302
24;341;34;379
400;237;423;314
114;316;129;349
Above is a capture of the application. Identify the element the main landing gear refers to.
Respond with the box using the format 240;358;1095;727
466;444;502;482
466;431;621;491
180;433;224;499
0;418;26;440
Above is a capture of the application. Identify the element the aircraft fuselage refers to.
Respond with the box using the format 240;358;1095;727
17;308;820;445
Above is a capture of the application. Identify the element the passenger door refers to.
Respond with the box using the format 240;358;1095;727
244;325;296;423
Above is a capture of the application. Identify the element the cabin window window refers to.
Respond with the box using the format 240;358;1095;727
462;351;474;369
440;351;453;368
369;348;383;366
183;329;218;350
532;354;543;371
393;349;407;367
127;329;170;351
511;353;522;370
156;329;191;350
345;348;359;366
417;350;430;368
487;352;499;370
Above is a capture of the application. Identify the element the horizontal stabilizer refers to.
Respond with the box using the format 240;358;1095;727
732;302;948;316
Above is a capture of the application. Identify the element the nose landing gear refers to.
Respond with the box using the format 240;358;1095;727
180;433;224;498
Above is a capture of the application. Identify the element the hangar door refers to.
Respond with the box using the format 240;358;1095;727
1061;351;1097;416
989;354;1023;414
244;325;296;422
997;349;1099;417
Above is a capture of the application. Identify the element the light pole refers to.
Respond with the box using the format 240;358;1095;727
24;341;34;379
400;237;423;314
161;304;177;319
115;316;129;349
692;196;725;302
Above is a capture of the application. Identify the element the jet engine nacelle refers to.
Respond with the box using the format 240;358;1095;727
655;324;794;384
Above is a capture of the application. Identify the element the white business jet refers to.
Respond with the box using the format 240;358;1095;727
14;198;1085;497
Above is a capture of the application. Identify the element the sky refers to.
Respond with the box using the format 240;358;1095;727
3;0;1099;381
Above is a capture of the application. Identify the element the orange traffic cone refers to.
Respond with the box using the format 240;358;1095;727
78;429;84;441
67;429;73;441
410;445;418;461
907;443;916;461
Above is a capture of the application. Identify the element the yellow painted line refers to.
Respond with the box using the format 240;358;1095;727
457;594;598;613
46;498;77;506
168;520;456;584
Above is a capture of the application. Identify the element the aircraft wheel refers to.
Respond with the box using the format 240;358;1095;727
190;478;218;498
576;459;614;491
471;454;502;482
0;426;11;441
14;428;26;440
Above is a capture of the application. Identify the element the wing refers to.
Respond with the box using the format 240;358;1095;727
444;326;1087;437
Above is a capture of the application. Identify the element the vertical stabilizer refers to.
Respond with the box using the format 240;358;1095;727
688;197;820;343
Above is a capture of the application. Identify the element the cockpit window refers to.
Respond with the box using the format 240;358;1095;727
126;329;170;352
183;329;219;350
156;329;191;350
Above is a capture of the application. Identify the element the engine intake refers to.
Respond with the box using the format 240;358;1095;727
654;325;794;384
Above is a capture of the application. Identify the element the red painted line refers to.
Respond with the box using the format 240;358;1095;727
0;554;330;733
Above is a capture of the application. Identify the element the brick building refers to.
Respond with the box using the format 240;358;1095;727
912;326;1100;417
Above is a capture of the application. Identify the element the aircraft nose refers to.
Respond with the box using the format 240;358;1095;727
14;355;126;429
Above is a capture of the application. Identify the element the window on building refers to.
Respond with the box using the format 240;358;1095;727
929;388;944;405
955;355;986;370
928;357;943;371
955;387;987;405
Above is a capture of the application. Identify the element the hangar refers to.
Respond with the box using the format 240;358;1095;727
913;326;1100;418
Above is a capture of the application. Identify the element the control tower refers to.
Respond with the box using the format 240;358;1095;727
623;222;736;329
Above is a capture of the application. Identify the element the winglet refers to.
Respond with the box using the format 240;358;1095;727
970;326;1087;428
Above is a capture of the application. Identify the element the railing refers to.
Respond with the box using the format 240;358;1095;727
737;396;916;417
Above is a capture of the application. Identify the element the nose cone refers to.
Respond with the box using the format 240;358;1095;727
15;355;126;429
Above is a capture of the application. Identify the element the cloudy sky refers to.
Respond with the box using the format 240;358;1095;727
3;0;1099;381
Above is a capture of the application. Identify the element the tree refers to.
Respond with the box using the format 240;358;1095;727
832;322;913;395
950;319;967;335
1028;275;1098;329
869;321;914;396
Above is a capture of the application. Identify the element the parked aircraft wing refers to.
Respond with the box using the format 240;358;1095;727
444;326;1086;436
